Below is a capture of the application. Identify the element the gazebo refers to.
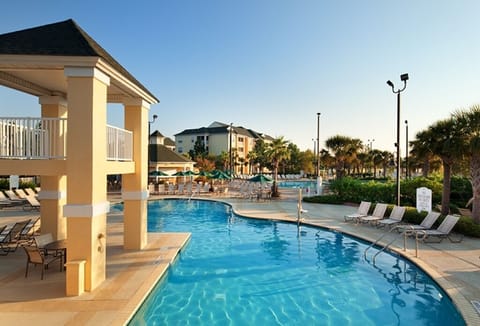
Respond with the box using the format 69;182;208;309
0;20;159;295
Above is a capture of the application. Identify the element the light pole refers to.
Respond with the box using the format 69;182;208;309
387;73;409;206
316;113;321;194
312;138;316;176
405;120;409;179
147;114;158;184
229;123;233;176
367;138;375;151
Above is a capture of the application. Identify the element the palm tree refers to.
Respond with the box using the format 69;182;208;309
266;136;290;197
454;104;480;223
421;119;464;215
325;135;358;179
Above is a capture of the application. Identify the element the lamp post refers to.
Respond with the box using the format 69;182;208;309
316;113;321;194
147;114;158;184
387;73;409;206
229;123;233;176
312;138;316;176
405;120;409;179
367;139;375;151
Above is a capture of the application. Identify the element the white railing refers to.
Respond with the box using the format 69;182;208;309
106;125;133;161
0;117;67;159
0;118;133;161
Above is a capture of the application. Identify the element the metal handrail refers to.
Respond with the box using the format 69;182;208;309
364;224;424;264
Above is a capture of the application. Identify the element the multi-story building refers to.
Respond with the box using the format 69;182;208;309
174;121;273;174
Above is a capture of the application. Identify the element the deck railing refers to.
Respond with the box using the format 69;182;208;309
106;125;133;161
0;117;133;161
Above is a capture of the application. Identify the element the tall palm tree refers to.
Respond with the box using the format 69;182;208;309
454;104;480;223
410;129;436;177
266;136;290;197
422;119;464;215
325;135;358;179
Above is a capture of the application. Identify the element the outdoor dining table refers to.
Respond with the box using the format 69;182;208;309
43;239;67;268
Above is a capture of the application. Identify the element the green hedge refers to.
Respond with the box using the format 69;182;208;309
303;197;480;238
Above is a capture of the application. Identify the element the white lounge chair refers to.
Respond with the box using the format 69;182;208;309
344;201;371;222
398;211;441;232
359;203;387;225
414;214;462;243
377;206;406;229
23;196;41;211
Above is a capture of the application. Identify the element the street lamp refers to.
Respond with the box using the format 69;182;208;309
229;123;233;176
316;113;321;194
147;114;158;184
387;73;409;206
405;120;409;179
367;138;375;151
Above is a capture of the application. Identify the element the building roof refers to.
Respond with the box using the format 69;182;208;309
175;122;272;140
149;144;192;163
164;137;175;147
0;19;158;103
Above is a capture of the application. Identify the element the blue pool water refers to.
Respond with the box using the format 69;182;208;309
129;199;465;325
278;180;316;189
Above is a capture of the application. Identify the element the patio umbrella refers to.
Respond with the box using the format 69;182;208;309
248;174;273;183
210;170;231;180
172;171;186;177
183;170;198;177
149;170;169;177
197;170;212;177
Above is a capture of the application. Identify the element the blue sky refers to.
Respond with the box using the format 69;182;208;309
1;1;480;153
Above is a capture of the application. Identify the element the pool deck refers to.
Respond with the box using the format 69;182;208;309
0;188;479;325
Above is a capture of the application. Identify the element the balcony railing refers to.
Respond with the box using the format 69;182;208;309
0;117;133;161
107;125;133;161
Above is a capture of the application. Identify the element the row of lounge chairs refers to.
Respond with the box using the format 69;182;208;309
345;201;462;243
0;188;40;210
0;217;41;255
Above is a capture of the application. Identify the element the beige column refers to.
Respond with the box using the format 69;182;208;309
122;99;149;250
63;67;110;293
38;96;67;240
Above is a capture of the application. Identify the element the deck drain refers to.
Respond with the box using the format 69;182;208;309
471;300;480;315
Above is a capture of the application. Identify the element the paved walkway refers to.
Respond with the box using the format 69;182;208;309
0;189;478;325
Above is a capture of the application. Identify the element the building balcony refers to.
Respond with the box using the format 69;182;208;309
0;117;132;161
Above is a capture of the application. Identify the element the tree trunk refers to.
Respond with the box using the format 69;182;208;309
441;159;452;215
422;159;430;177
470;153;480;224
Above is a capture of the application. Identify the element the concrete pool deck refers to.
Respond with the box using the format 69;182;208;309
0;189;479;325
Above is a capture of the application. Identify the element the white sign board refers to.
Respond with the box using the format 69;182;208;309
416;187;432;212
9;175;19;190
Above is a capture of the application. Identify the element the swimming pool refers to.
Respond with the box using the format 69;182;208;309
278;180;316;189
129;199;465;325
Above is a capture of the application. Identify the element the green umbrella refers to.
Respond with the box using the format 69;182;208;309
149;170;169;176
183;170;197;176
197;170;212;177
248;174;273;183
211;170;231;180
172;171;186;176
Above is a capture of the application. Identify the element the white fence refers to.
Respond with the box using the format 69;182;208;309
106;125;133;161
0;118;132;161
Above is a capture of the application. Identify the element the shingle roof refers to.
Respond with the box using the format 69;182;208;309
149;144;192;163
0;19;158;102
175;122;273;141
164;137;175;147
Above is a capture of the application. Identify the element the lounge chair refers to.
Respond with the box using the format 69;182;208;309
377;206;406;229
24;188;38;198
23;245;63;280
398;211;441;232
14;188;29;199
19;217;41;243
4;190;26;202
23;196;41;211
0;219;30;255
414;214;462;243
344;201;371;222
359;203;388;225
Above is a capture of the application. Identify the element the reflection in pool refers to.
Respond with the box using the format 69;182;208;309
129;199;465;325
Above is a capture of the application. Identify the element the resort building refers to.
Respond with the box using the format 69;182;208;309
148;130;195;176
0;20;158;295
174;121;273;174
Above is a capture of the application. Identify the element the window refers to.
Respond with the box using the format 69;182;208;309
178;140;183;144
178;147;183;153
238;137;244;143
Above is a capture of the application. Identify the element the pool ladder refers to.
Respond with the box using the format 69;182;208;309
364;225;426;264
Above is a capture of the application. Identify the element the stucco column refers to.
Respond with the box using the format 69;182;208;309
122;99;149;250
38;96;67;240
63;67;110;293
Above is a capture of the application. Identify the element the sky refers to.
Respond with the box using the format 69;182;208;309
1;1;480;153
